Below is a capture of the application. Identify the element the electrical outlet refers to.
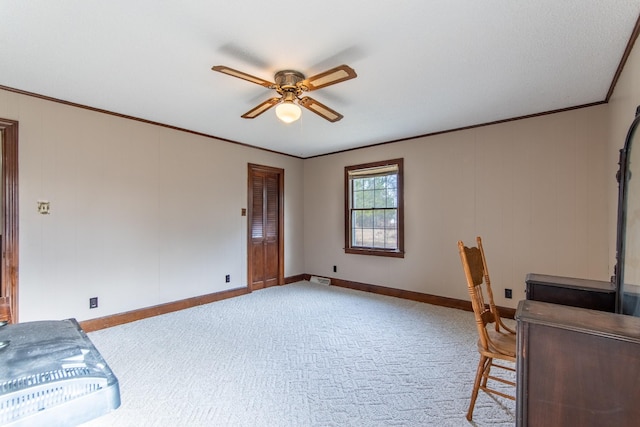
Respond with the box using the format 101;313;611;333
225;274;230;283
37;201;50;215
333;265;337;273
505;289;512;299
89;297;98;309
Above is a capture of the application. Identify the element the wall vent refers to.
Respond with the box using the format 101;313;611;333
309;276;331;286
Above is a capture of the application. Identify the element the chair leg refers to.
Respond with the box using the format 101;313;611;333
467;355;488;421
481;358;492;388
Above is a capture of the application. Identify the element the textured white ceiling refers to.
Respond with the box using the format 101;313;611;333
1;1;639;158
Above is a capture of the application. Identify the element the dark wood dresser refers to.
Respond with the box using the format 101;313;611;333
515;299;640;427
525;273;616;312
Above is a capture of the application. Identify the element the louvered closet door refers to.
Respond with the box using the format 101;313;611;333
249;166;281;290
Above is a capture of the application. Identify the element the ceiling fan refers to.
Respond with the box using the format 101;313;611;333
211;64;357;123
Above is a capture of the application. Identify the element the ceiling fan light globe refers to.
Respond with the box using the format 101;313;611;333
275;102;302;123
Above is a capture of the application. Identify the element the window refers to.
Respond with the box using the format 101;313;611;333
345;158;404;257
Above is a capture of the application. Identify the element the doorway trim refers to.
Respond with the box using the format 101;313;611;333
247;163;284;291
0;118;19;322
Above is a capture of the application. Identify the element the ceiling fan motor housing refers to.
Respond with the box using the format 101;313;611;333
274;70;306;94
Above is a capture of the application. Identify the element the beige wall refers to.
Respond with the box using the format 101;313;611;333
304;106;610;308
0;89;305;322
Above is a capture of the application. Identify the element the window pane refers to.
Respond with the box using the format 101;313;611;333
374;210;385;227
374;189;386;208
362;228;374;247
386;174;397;189
385;229;397;249
386;188;397;208
362;189;374;208
362;177;374;190
353;190;364;209
353;210;362;228
353;228;363;246
370;229;378;247
386;209;397;227
362;210;373;228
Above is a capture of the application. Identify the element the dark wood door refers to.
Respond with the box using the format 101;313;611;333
248;164;283;290
0;119;18;323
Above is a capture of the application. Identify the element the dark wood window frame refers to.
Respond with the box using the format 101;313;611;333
344;158;404;258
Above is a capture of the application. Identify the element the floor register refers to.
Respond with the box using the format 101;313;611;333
0;318;120;426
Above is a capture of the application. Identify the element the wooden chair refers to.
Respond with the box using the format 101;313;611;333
458;237;516;421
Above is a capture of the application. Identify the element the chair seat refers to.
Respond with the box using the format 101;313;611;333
478;329;516;358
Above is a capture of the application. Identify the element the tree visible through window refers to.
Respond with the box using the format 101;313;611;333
345;158;404;257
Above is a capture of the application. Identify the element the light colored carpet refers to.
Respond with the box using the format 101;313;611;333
82;281;515;426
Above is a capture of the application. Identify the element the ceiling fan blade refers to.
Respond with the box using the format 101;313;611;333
299;97;343;122
302;65;357;91
241;97;281;119
212;66;274;88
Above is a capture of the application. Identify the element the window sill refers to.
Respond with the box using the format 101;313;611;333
345;248;405;258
